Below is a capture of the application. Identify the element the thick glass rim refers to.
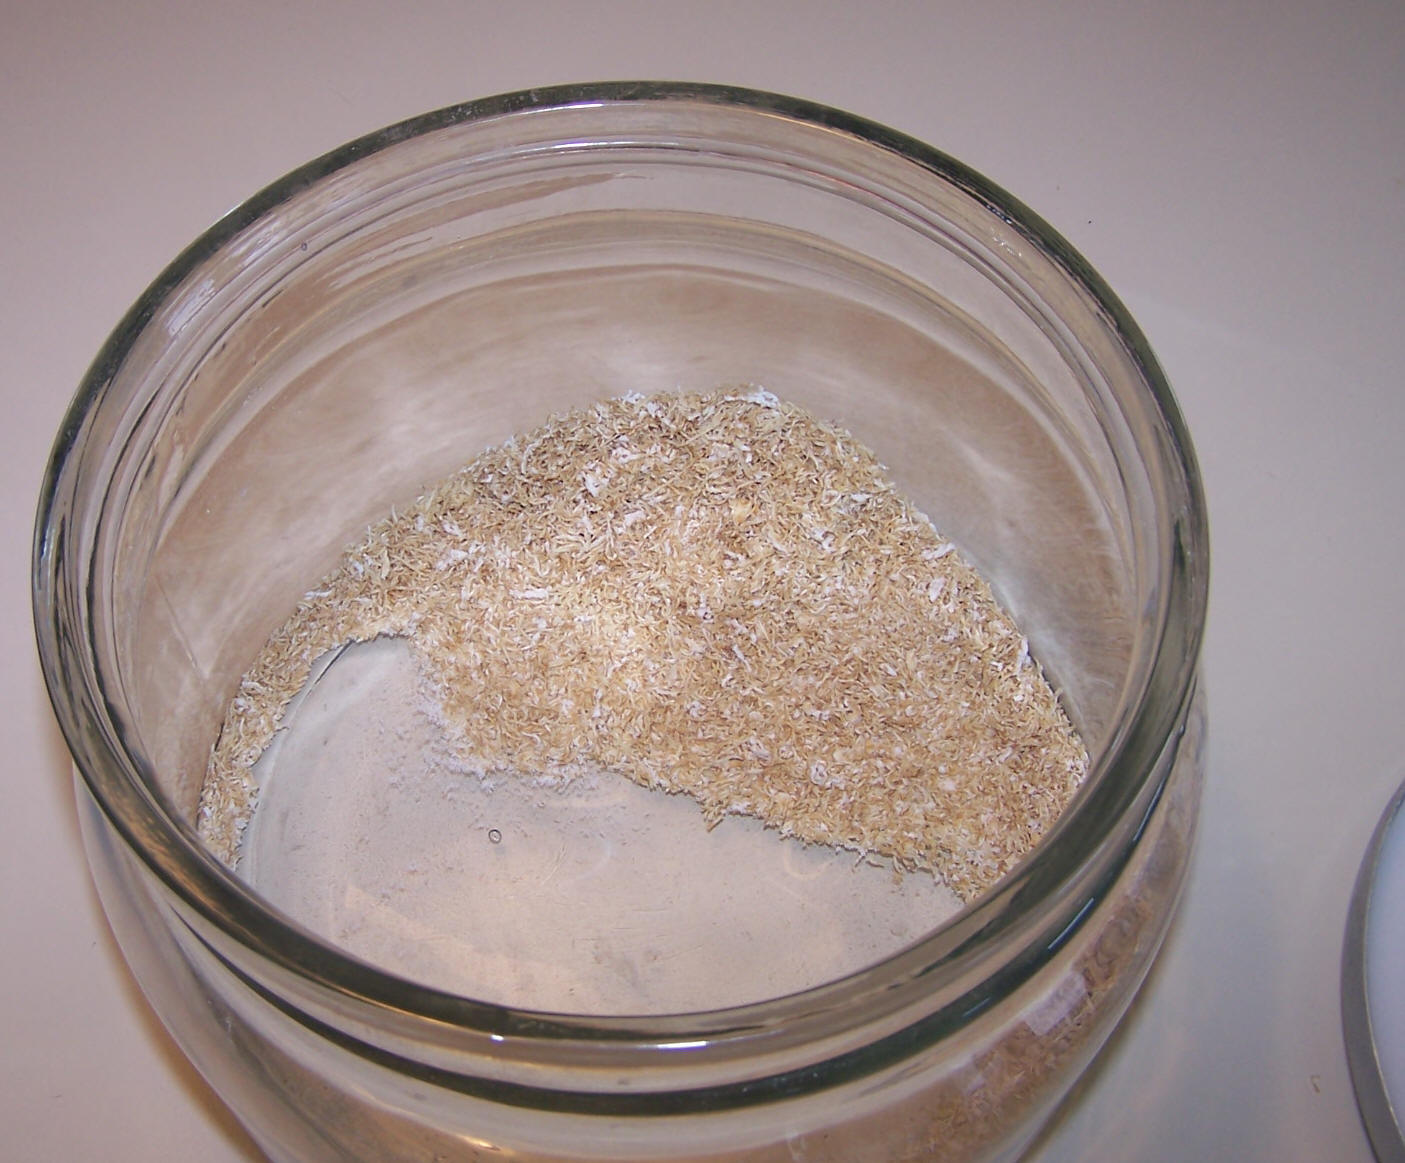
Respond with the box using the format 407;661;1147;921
33;81;1208;1077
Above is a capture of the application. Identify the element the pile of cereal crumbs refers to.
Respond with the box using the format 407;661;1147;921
198;387;1088;902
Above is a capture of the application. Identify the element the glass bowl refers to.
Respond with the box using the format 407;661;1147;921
33;81;1208;1162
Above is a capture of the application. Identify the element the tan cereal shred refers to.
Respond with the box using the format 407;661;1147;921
197;387;1087;902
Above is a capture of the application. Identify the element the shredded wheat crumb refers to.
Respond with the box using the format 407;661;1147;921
197;388;1087;902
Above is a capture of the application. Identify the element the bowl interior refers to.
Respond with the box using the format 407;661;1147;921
56;89;1188;1014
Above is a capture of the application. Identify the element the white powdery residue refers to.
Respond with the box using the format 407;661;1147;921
582;469;607;497
730;386;780;409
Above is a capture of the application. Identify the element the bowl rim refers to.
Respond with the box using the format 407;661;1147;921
32;79;1209;1093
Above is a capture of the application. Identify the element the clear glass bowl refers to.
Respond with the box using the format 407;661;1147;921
33;82;1208;1162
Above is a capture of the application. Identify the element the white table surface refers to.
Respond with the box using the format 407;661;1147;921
5;2;1402;1159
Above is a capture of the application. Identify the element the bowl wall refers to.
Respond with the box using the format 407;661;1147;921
35;83;1208;1163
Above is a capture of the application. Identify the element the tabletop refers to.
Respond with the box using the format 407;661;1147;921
4;2;1403;1159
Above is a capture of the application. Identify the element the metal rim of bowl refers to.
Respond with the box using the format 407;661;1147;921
1343;777;1405;1163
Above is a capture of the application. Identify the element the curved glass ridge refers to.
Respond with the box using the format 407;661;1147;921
33;82;1208;1111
